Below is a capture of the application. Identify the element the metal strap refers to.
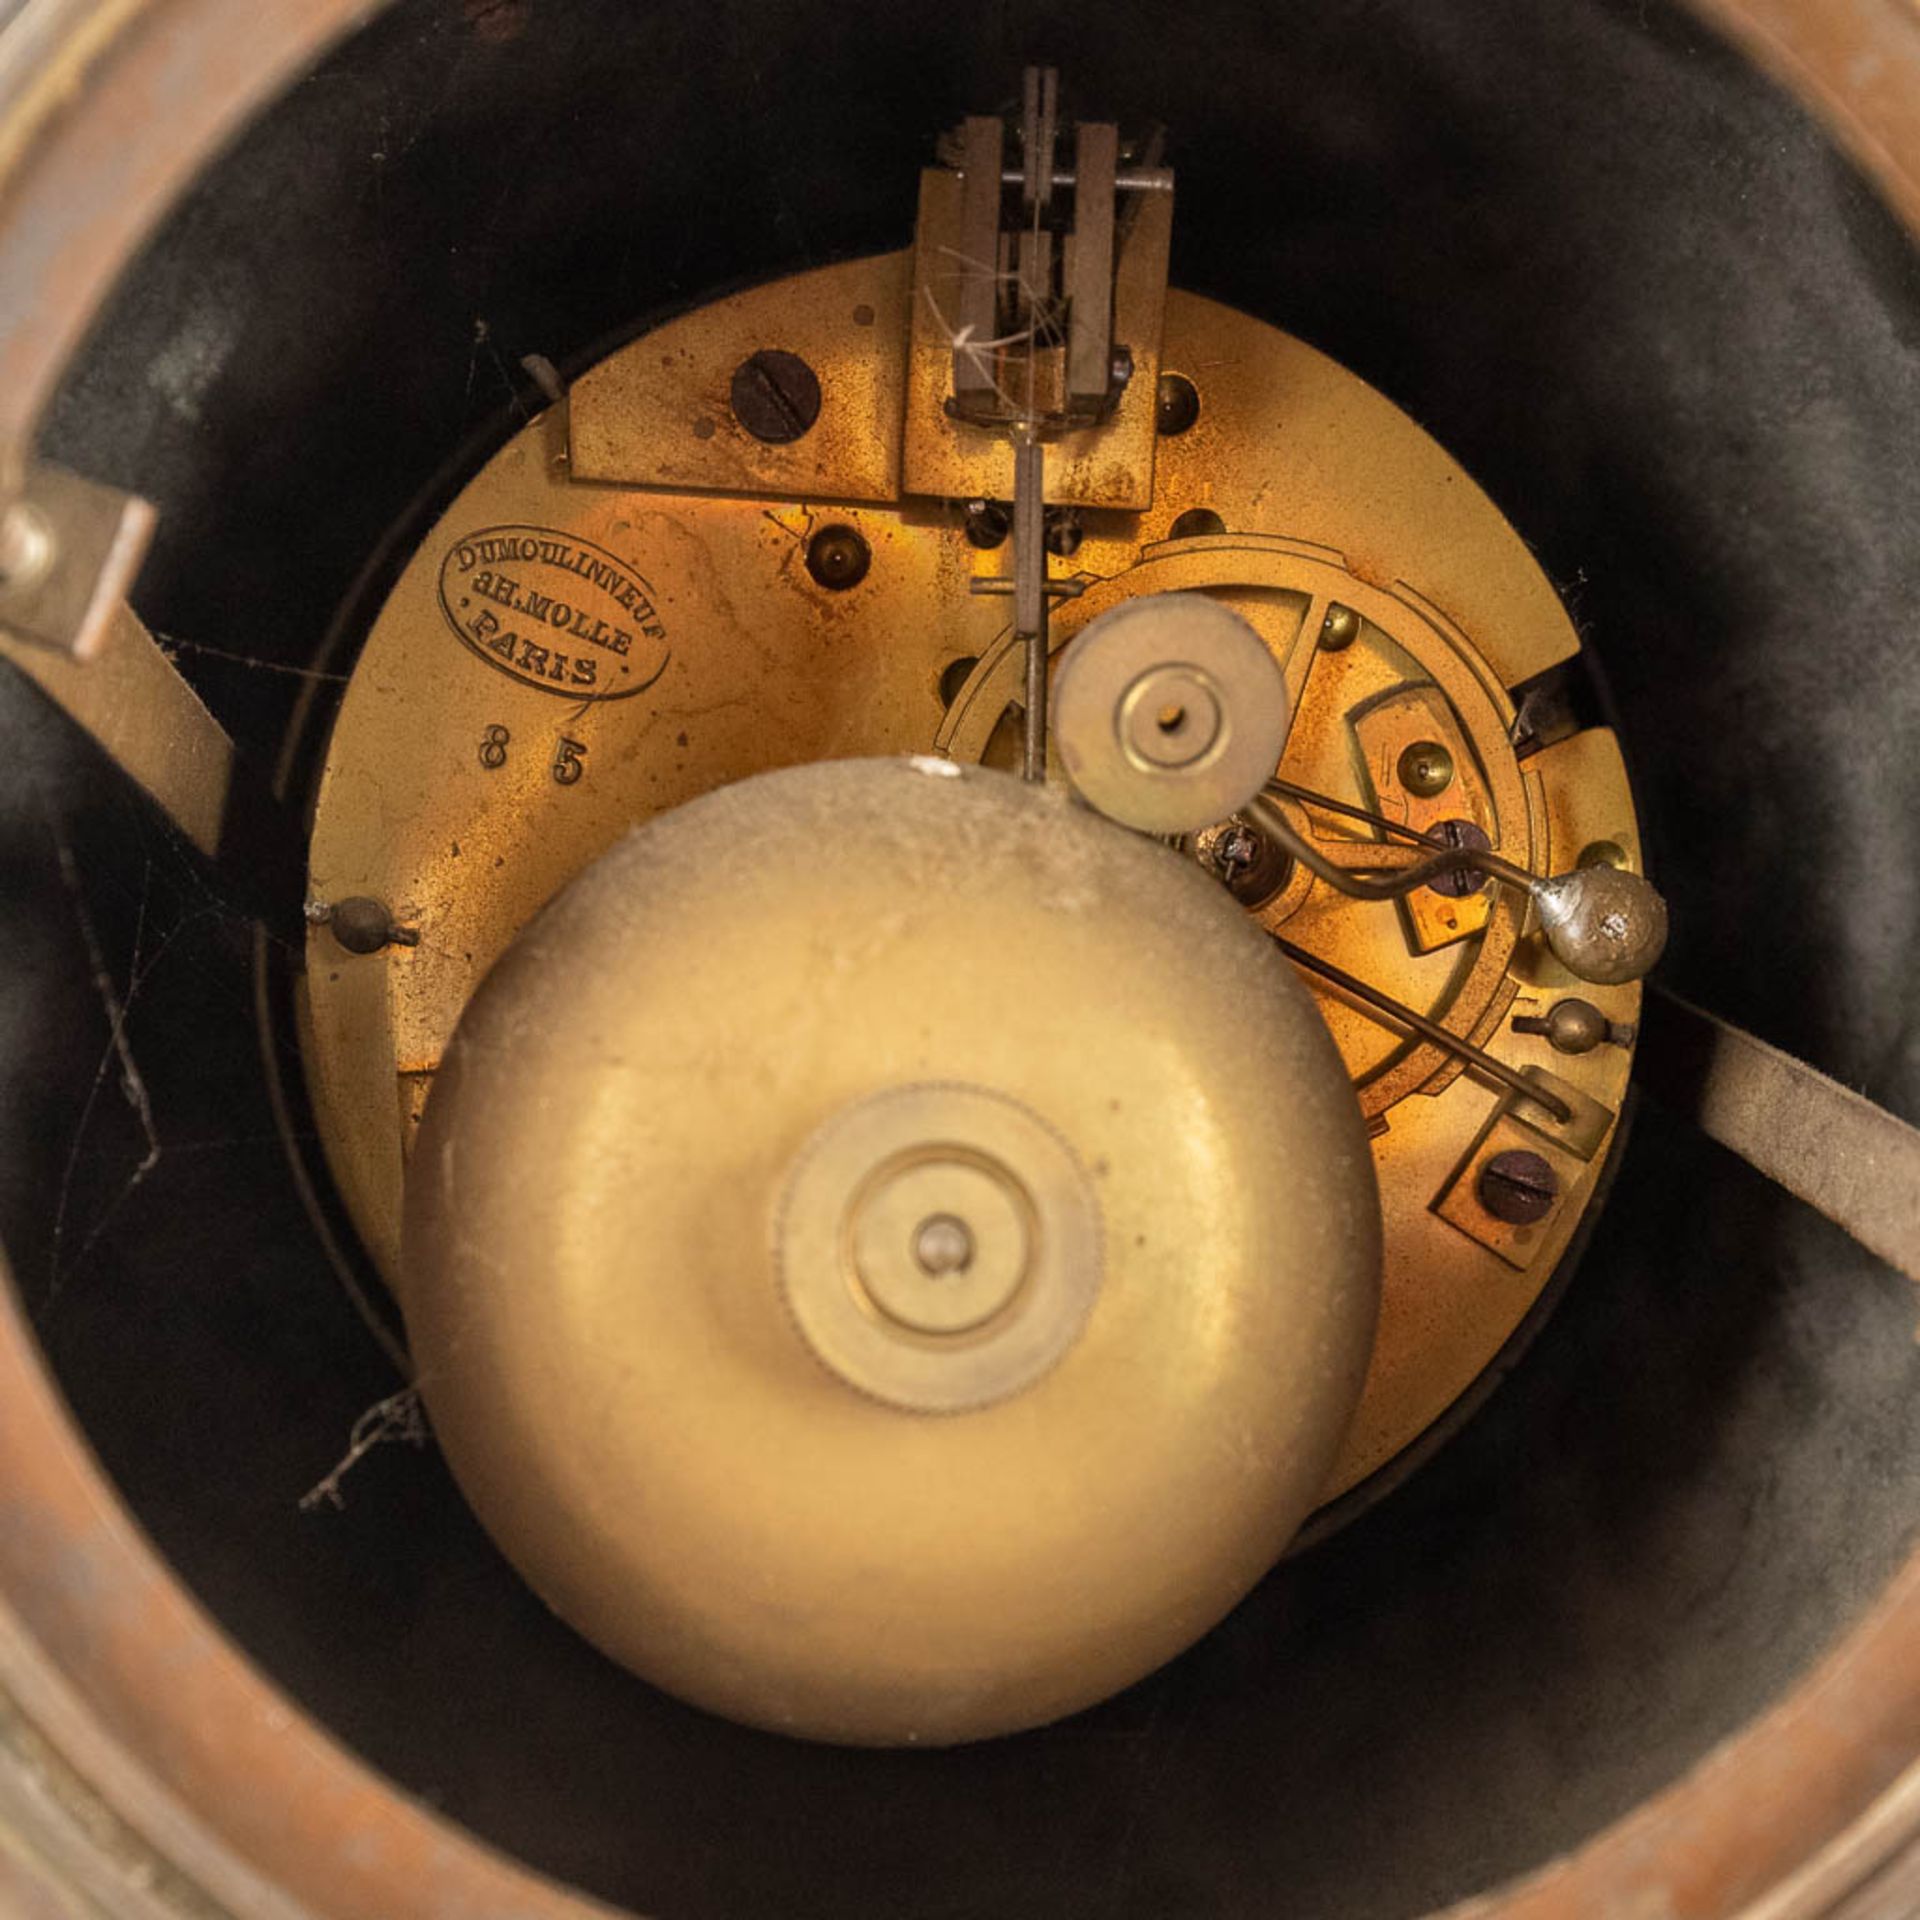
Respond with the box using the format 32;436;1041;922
1641;988;1920;1285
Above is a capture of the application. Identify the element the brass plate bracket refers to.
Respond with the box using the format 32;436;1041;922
902;166;1172;508
1516;1064;1616;1162
1432;1068;1618;1270
568;253;912;504
568;164;1173;515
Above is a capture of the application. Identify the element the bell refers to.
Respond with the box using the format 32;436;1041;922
401;756;1381;1744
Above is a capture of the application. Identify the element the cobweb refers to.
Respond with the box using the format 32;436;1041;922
12;683;424;1514
299;1385;428;1512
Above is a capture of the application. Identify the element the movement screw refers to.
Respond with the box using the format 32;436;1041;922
0;501;53;592
1477;1149;1560;1226
1427;818;1493;898
1319;604;1359;651
1156;371;1200;436
1167;506;1226;542
805;523;871;590
1044;508;1084;558
730;349;821;444
963;499;1011;549
1397;739;1456;798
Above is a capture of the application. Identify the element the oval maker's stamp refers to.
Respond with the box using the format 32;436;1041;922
437;526;671;699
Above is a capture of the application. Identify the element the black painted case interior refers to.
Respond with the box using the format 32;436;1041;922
2;3;1918;1915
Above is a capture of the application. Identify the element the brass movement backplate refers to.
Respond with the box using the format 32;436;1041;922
303;262;1644;1503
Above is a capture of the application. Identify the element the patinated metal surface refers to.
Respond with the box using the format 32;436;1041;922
0;1246;614;1920
1636;989;1920;1287
0;0;372;500
1693;0;1920;243
1441;1549;1920;1920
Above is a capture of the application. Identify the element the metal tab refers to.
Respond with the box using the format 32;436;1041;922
903;172;1171;507
952;115;1007;414
1066;121;1118;409
1641;988;1920;1286
567;253;911;503
0;462;154;661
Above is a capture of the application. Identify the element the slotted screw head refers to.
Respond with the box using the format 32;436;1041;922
1477;1149;1560;1226
730;349;821;444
